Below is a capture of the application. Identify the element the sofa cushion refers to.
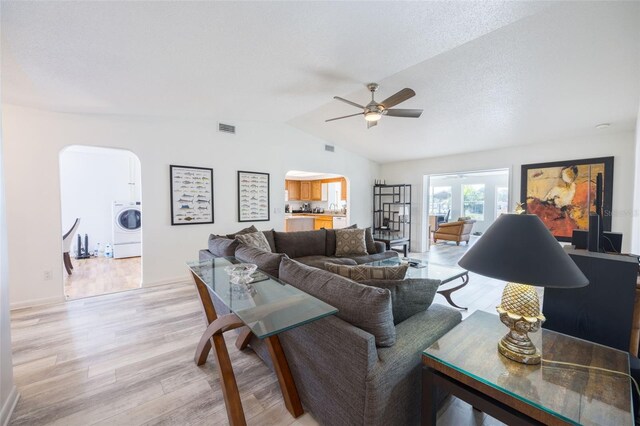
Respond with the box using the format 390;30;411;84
207;234;239;257
226;225;258;239
348;251;399;264
360;278;439;325
262;229;277;252
296;255;357;270
325;224;357;256
274;229;327;259
335;228;368;257
279;258;396;347
364;227;378;254
235;231;272;252
235;244;287;278
324;263;408;281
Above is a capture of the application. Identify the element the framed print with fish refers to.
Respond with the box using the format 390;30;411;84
170;165;214;225
521;157;613;241
238;171;270;222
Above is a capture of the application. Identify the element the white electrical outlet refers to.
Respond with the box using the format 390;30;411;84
43;270;53;280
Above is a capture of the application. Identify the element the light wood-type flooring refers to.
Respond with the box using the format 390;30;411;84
64;256;141;300
11;240;508;425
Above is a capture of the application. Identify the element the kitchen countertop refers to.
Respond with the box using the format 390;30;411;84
286;213;346;218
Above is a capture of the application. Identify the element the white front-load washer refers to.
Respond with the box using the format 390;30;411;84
112;201;141;258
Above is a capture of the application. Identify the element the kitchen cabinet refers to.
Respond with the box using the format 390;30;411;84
287;180;301;200
300;181;311;200
314;216;333;230
341;178;347;201
311;180;322;201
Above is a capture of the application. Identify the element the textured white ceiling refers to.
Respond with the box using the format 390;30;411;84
2;1;639;163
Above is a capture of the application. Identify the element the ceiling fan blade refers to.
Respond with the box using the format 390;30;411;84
385;108;423;118
380;88;415;108
367;120;378;129
325;112;364;122
333;96;365;109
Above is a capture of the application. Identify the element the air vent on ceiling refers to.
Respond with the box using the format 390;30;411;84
218;123;236;134
325;144;335;152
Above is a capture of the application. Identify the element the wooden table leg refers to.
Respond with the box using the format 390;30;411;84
437;273;469;310
422;367;437;426
191;271;247;426
265;335;304;418
235;327;253;351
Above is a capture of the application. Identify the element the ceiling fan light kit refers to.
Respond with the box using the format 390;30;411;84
326;83;423;128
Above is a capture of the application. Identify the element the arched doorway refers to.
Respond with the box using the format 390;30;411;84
59;145;142;299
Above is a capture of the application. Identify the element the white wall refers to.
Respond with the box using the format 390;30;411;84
60;146;141;254
429;172;510;234
382;131;636;253
0;70;19;425
2;105;380;307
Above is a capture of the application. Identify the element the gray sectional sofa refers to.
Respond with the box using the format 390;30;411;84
199;227;398;270
199;227;462;425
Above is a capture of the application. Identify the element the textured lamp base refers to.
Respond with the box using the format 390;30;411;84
497;314;542;364
496;283;546;365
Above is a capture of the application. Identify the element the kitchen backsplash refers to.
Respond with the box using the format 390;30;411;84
286;200;347;212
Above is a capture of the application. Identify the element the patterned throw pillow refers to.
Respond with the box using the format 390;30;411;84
335;228;368;257
235;231;272;252
325;263;409;281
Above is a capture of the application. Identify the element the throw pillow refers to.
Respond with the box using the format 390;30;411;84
360;278;439;325
235;244;288;278
226;225;258;240
235;231;272;252
335;228;367;257
324;263;409;281
325;223;357;256
207;234;239;257
279;258;396;347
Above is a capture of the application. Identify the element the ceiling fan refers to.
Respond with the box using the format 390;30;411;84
326;83;423;128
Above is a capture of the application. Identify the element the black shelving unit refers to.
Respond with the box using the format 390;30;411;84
373;183;412;252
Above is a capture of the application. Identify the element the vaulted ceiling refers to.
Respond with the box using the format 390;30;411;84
2;1;639;163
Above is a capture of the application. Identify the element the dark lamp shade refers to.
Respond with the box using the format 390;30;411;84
458;214;588;288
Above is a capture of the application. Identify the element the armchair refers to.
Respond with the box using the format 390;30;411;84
433;217;476;245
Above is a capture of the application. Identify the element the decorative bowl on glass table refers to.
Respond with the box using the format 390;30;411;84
224;263;258;284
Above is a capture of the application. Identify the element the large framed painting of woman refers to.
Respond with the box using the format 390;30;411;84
521;157;614;242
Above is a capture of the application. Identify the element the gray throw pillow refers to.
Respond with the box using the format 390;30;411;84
324;263;408;281
226;225;258;240
235;231;272;252
325;224;357;256
360;278;439;325
335;228;368;257
279;258;395;347
235;244;288;278
207;234;239;257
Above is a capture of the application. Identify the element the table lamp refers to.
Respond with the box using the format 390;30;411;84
458;213;588;365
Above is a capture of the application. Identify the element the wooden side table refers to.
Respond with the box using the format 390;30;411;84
422;311;633;425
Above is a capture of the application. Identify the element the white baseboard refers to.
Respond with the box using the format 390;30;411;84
10;295;64;310
142;276;191;287
1;385;20;426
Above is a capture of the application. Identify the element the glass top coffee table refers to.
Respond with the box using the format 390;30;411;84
367;257;470;310
422;311;633;425
187;257;337;426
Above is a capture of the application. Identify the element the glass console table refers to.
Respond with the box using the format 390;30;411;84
187;257;337;426
367;257;470;310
